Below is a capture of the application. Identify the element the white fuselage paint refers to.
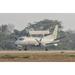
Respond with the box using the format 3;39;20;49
15;35;54;46
15;37;40;46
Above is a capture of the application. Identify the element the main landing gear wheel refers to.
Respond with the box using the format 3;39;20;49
18;48;22;51
24;46;28;51
45;47;48;51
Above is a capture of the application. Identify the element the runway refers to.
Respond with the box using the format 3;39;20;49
0;50;75;61
0;50;75;54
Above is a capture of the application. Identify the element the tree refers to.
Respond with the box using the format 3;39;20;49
26;19;62;30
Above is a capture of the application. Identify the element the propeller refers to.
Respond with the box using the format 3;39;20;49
35;36;43;46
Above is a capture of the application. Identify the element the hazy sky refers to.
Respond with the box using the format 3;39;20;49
0;13;75;31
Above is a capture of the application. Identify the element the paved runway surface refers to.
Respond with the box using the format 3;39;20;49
0;50;75;61
0;50;75;53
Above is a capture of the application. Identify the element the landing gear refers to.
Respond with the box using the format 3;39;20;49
17;46;28;51
24;46;28;51
24;48;27;51
17;45;22;51
18;48;22;51
45;47;48;51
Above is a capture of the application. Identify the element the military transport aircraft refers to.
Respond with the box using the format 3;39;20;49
15;25;62;51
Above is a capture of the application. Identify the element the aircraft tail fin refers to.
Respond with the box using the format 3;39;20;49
52;25;58;39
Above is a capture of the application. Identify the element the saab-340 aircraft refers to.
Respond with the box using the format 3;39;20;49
15;25;61;51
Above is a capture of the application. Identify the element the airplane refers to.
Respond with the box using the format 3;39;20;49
15;25;63;51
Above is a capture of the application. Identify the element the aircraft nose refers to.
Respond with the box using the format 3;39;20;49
15;41;21;47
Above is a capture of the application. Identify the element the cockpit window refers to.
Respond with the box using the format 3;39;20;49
18;37;24;40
